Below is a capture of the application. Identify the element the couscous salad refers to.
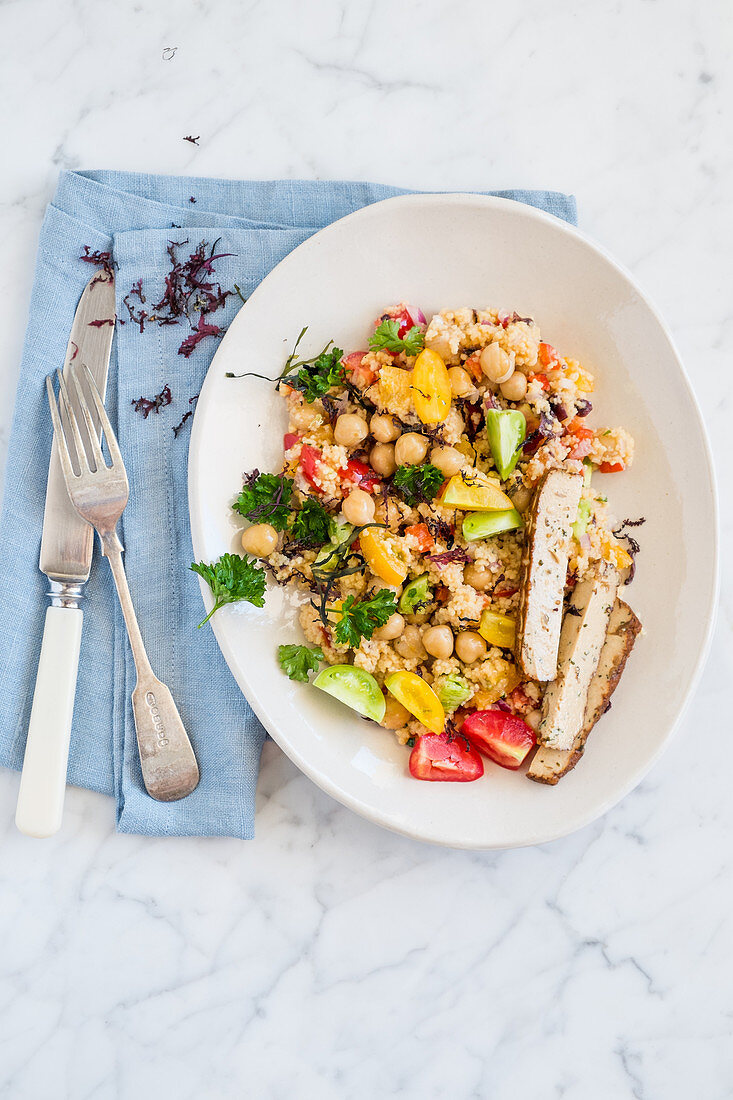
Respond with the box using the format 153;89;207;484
195;303;642;785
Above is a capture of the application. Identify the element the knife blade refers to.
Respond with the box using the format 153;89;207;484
40;271;116;583
16;270;116;838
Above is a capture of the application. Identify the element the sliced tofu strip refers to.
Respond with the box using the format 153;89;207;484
514;469;583;682
536;563;618;751
527;599;642;784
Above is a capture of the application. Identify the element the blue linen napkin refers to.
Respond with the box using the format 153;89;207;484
0;171;576;838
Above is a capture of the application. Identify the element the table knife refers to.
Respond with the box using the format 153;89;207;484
15;271;116;838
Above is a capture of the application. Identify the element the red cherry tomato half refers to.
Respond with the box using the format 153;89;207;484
599;461;625;473
408;733;484;782
299;443;323;490
461;709;536;770
538;342;562;369
342;457;381;493
342;350;376;388
393;308;414;338
565;420;594;460
378;305;421;338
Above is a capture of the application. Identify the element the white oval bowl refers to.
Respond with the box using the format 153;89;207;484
189;194;718;849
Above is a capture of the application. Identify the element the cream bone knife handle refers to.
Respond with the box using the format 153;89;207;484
15;598;83;838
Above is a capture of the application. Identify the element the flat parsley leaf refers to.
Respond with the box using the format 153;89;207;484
368;319;425;357
233;470;293;530
191;553;266;627
290;497;332;547
333;589;398;648
392;462;445;505
279;328;345;403
277;643;324;682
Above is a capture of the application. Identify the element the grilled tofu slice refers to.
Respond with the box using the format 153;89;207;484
528;597;641;784
514;469;583;682
537;564;618;751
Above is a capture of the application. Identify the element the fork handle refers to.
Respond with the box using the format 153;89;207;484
102;532;200;802
15;605;83;837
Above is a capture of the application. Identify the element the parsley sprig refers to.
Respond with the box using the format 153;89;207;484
278;327;345;402
191;553;266;627
369;319;425;357
332;589;398;647
278;643;324;682
392;462;445;505
233;470;293;530
290;497;332;547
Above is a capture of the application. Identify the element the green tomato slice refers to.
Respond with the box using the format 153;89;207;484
462;508;523;541
485;409;526;480
313;664;386;722
398;572;432;615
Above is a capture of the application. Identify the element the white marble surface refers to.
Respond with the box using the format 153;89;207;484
0;1;731;1096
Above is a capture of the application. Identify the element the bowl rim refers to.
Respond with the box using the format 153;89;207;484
189;191;720;849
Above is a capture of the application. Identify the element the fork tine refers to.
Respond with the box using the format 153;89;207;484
68;364;106;472
46;376;78;484
57;369;91;475
77;363;124;470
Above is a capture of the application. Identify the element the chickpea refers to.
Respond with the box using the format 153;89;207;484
480;342;514;384
500;370;528;402
381;696;411;730
343;488;375;526
396;624;427;661
374;612;405;641
395;432;429;467
463;562;494;591
241;523;278;558
370;442;397;477
425;334;454;361
510;485;532;513
369;577;403;598
525;709;542;731
370;412;401;443
288;401;322;432
455;631;487;664
422;625;454;659
447;365;474;397
334;413;368;448
430;445;464;478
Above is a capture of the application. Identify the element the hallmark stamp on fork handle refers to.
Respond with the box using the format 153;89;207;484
144;691;170;748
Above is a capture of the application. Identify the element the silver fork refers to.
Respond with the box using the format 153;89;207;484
46;363;200;802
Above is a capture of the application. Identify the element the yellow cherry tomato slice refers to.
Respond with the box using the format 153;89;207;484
478;609;516;649
385;671;445;734
440;469;514;511
359;527;409;587
411;348;452;425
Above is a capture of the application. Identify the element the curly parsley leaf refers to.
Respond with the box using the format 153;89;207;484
278;643;324;682
290;497;332;548
368;319;425;357
332;589;398;648
392;462;445;505
233;470;293;530
191;553;266;627
278;327;345;403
